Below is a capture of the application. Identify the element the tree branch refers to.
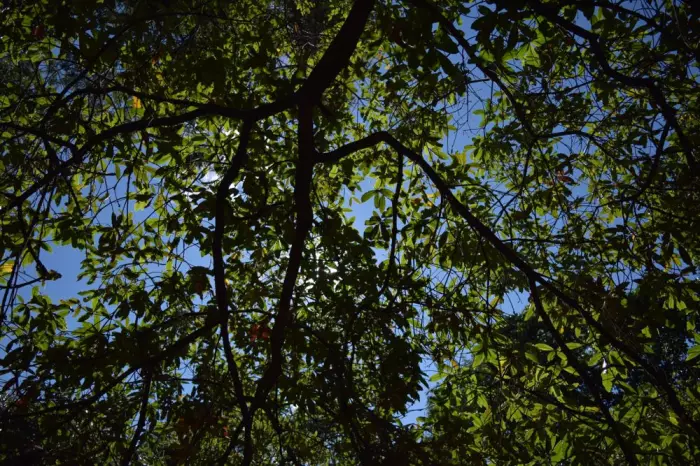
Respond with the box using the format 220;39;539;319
121;370;153;466
529;278;638;466
316;131;700;436
213;120;253;428
1;108;209;216
378;153;404;299
251;102;315;429
411;0;537;138
614;122;670;203
526;0;696;171
299;0;376;105
0;122;78;151
2;325;212;421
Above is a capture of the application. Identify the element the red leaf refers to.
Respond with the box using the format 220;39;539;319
2;377;16;393
250;323;270;342
15;396;30;409
32;25;45;40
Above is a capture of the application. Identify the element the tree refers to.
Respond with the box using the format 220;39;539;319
1;0;699;464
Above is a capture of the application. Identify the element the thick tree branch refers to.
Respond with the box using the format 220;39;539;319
213;120;253;426
69;84;294;122
251;102;315;423
0;122;79;151
233;1;376;458
298;0;375;105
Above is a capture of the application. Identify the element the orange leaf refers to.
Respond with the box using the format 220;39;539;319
132;96;143;109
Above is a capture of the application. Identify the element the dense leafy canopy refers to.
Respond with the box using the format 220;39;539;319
1;0;699;464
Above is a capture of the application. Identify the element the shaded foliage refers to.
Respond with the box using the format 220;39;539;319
1;0;699;464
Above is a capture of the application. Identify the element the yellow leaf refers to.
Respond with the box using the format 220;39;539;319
132;96;142;109
0;262;14;275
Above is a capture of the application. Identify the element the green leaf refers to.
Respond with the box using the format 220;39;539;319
525;351;539;364
602;370;614;392
687;345;700;362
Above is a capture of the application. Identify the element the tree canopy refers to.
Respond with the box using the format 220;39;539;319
1;0;699;464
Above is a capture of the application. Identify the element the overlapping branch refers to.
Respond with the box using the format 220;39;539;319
529;279;638;465
526;0;696;171
1;0;376;218
212;119;253;445
121;370;152;466
316;130;700;441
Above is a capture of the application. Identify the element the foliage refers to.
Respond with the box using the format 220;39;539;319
1;0;699;464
